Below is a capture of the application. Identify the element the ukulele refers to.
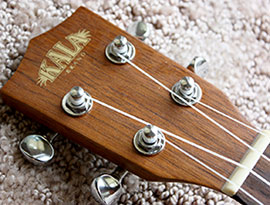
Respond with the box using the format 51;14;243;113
1;7;269;204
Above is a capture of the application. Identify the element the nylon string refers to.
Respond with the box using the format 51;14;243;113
196;101;269;140
92;97;264;204
92;97;269;187
167;141;263;205
92;97;269;186
182;95;270;140
119;54;270;163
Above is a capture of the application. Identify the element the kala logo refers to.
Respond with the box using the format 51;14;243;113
37;30;91;86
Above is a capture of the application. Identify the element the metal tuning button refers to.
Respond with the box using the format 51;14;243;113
91;167;128;205
187;56;208;78
19;133;58;165
133;124;165;155
127;21;150;41
171;76;202;106
62;86;93;116
105;35;135;64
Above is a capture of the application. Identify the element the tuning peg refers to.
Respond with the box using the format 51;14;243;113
171;76;202;106
105;35;136;64
127;21;150;41
133;124;165;155
62;86;93;116
19;133;58;165
187;56;208;78
91;167;128;205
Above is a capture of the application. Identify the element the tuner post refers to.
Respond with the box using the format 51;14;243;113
133;124;165;155
171;76;202;106
62;86;93;116
179;76;195;96
105;35;135;64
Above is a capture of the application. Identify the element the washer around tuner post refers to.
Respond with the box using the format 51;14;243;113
62;86;93;117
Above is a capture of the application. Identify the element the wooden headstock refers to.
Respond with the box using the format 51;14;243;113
1;7;269;204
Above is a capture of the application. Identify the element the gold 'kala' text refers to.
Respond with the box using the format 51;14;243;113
37;30;91;86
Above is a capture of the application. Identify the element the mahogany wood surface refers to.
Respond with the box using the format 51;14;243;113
1;7;269;204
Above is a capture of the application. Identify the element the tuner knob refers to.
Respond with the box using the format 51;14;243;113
187;56;208;78
62;86;93;116
127;21;150;41
171;76;202;106
133;124;165;155
105;35;136;64
91;167;128;205
19;133;58;165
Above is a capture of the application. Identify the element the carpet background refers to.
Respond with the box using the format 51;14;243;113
0;0;270;204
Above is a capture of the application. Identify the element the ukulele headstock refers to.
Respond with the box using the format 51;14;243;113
1;7;268;204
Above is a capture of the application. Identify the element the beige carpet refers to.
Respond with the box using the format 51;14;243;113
0;0;270;204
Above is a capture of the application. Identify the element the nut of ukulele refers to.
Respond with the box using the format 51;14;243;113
62;86;93;117
19;133;58;165
105;35;135;64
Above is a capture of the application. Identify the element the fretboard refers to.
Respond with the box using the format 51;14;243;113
233;146;270;204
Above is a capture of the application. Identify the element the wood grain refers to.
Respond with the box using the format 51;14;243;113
1;7;268;204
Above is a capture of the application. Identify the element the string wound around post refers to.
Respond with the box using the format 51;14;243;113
62;86;93;116
171;76;202;106
133;124;165;155
105;35;136;64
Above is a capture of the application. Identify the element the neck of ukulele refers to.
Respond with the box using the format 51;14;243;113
231;131;270;204
233;154;270;204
